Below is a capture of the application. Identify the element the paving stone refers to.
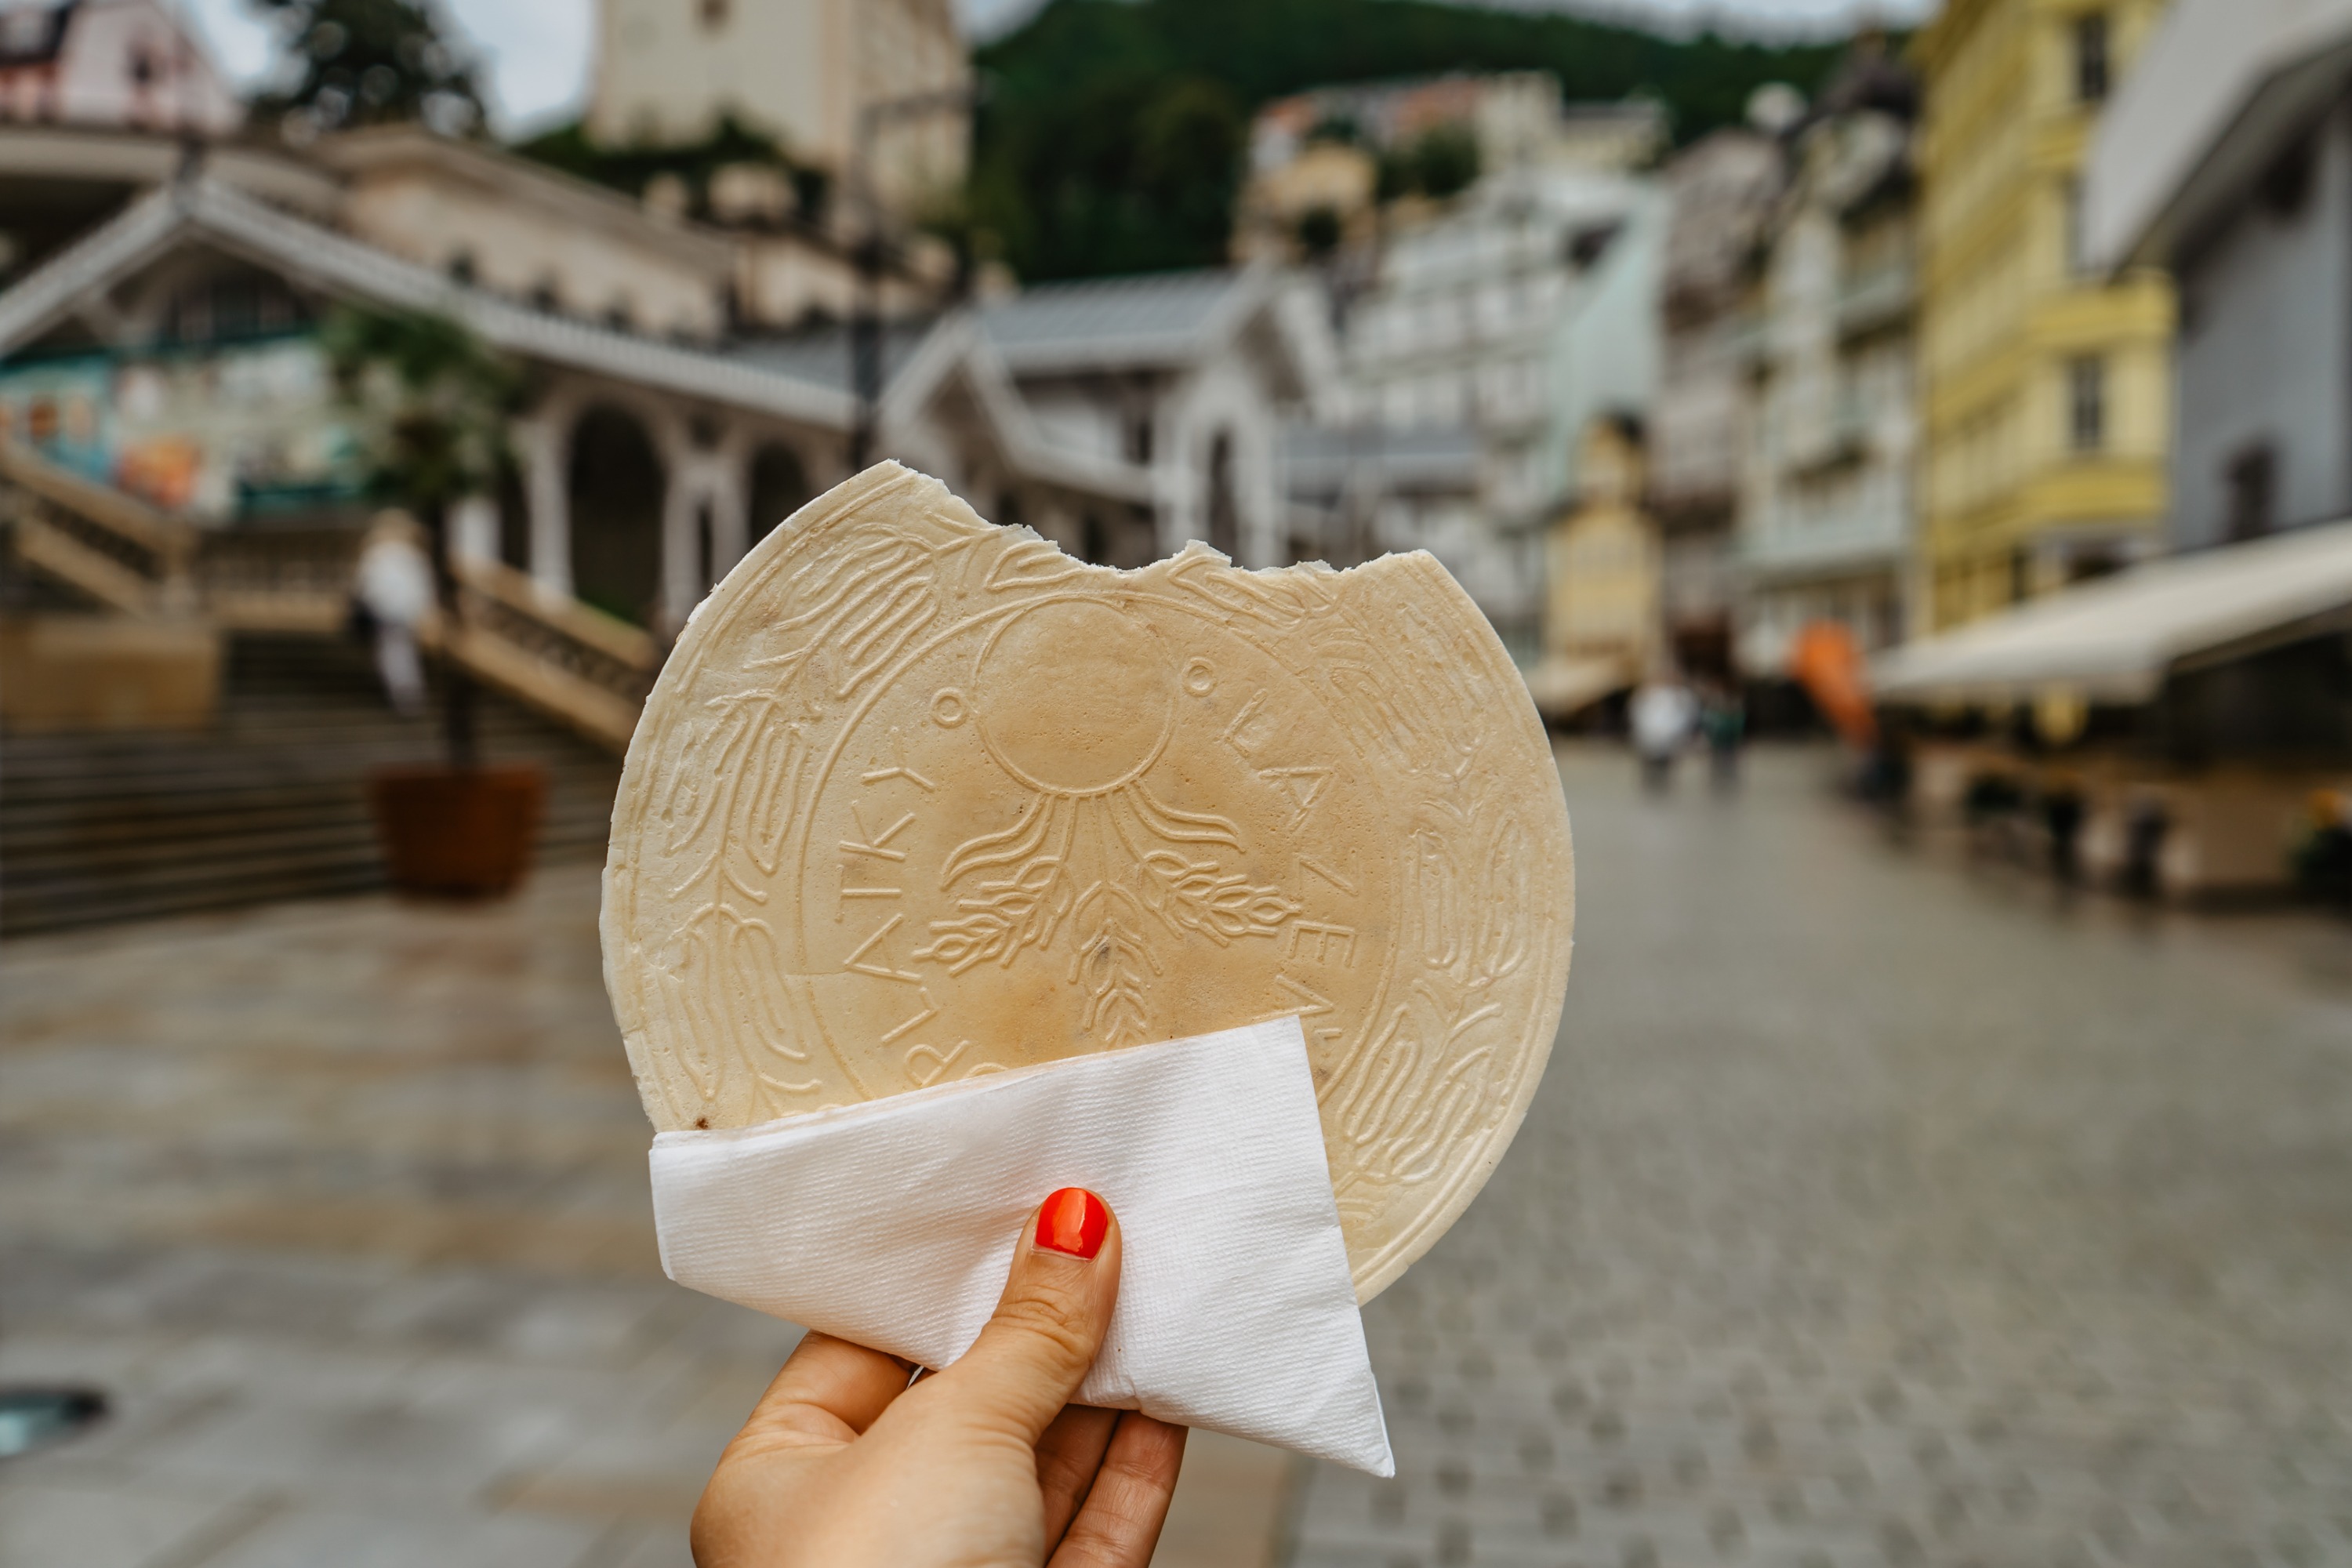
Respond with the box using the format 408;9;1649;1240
1289;746;2352;1566
0;1478;260;1568
197;1505;604;1568
0;859;1309;1566
11;748;2352;1564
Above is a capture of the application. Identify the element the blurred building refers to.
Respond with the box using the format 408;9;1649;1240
1537;182;1666;574
1331;164;1658;655
320;125;739;343
0;0;238;136
1913;0;2173;630
972;266;1340;568
589;0;970;220
0;107;1339;648
1648;127;1781;683
1878;0;2352;902
314;124;954;335
1278;420;1480;575
1737;43;1922;677
1534;412;1659;713
0;165;1147;635
2085;0;2352;550
1233;74;1662;264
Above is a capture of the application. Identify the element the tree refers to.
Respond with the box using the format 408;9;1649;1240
252;0;485;142
963;69;1245;282
1373;125;1483;205
323;306;521;765
514;114;820;221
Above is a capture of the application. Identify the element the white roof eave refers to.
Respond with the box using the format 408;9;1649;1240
0;180;855;431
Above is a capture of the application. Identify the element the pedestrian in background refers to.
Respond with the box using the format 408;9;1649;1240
1700;681;1745;789
1630;673;1695;793
351;510;435;717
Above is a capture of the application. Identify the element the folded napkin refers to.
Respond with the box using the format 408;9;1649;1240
649;1014;1393;1475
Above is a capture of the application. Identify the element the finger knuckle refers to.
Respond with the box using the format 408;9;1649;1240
995;1289;1097;1365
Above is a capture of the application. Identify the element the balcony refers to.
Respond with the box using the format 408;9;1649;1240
1836;261;1914;339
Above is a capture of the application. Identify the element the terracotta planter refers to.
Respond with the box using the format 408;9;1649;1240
367;764;546;898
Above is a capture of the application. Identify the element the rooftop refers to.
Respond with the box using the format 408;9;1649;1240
724;320;940;398
978;268;1254;372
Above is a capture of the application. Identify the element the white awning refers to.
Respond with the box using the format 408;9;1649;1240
1872;519;2352;705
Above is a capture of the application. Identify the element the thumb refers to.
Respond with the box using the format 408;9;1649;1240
931;1188;1121;1444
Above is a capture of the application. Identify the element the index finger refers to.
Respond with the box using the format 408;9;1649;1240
739;1331;918;1446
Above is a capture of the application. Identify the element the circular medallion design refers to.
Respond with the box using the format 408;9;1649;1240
972;601;1175;796
602;463;1574;1301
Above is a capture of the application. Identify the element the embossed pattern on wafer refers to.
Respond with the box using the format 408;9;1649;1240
601;462;1574;1300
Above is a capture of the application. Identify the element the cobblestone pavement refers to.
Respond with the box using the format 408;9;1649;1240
0;863;1284;1567
1290;744;2352;1568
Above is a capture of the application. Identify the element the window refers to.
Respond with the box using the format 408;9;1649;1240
1566;221;1621;270
699;0;729;27
211;278;258;339
2067;355;2105;452
2226;445;2276;542
2260;132;2317;220
2067;547;2124;585
2074;13;2111;104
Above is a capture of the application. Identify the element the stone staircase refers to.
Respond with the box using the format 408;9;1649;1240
0;436;659;937
0;634;622;936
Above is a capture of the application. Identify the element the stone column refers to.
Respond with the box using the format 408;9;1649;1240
659;466;705;635
449;494;498;564
516;409;572;596
707;455;750;576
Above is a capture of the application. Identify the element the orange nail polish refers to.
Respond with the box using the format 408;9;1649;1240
1035;1188;1109;1259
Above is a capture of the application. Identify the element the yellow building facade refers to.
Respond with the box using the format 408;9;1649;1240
1545;416;1660;677
1914;0;2175;630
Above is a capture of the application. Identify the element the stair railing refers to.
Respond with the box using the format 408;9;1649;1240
441;557;659;752
2;437;662;751
0;439;197;615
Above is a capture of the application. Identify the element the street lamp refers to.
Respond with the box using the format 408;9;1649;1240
847;82;983;471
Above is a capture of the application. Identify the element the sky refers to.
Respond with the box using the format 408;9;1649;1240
180;0;1934;139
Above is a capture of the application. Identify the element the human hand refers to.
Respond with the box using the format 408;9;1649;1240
691;1189;1188;1568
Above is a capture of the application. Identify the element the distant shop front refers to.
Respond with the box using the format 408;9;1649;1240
1872;521;2352;905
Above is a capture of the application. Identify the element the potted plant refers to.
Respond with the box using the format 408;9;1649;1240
326;305;544;898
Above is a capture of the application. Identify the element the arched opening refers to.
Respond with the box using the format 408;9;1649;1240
749;441;813;539
568;404;666;624
1207;430;1239;558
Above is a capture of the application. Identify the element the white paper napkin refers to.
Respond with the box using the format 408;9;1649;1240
648;1014;1394;1475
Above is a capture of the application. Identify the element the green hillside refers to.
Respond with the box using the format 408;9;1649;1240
964;0;1849;282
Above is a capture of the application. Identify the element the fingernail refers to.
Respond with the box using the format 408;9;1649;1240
1035;1188;1109;1259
